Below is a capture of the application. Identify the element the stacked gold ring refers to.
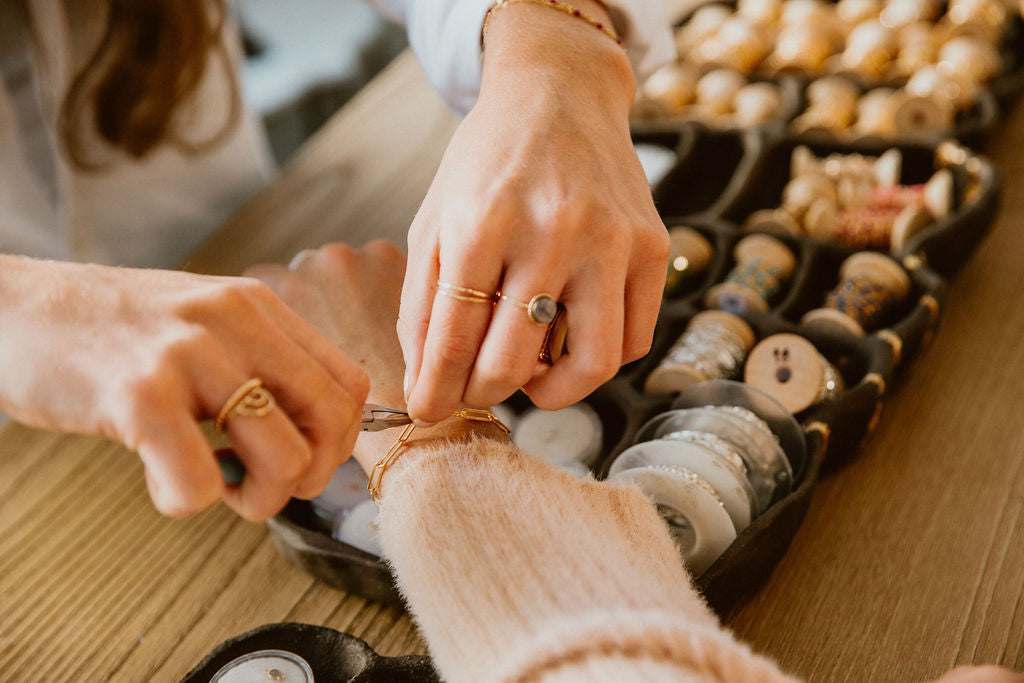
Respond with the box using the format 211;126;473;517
436;281;495;304
497;292;559;325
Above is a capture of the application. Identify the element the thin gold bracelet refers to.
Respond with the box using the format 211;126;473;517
482;0;625;49
367;408;511;501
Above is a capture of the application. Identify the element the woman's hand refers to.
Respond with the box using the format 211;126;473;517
0;255;368;521
399;0;670;425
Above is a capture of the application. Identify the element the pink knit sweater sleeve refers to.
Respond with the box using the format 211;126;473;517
376;435;799;683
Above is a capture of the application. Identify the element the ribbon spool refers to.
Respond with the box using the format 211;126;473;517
802;251;911;336
705;234;796;314
644;310;756;395
609;437;758;534
743;333;845;414
606;464;737;576
665;226;714;296
791;146;902;188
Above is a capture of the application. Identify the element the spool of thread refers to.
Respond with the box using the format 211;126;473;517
769;25;833;74
697;17;770;72
790;146;902;187
837;0;883;25
705;234;797;314
938;37;1001;84
743;333;845;414
606;464;737;575
675;4;732;56
744;208;803;237
854;88;900;136
738;0;782;25
644;311;756;395
665;226;714;296
733;82;783;126
782;174;838;222
895;22;938;75
641;62;699;116
840;20;897;80
696;69;748;116
802;251;911;336
878;0;940;29
827;204;926;250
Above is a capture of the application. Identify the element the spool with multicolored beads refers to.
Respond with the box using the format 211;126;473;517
801;252;911;336
706;234;797;313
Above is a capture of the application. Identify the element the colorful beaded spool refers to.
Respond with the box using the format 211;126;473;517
705;234;797;314
802;252;911;336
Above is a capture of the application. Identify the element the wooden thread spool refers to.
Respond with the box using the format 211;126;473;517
738;0;782;25
769;25;834;74
878;0;940;29
644;311;756;395
696;69;748;116
675;4;731;56
702;17;771;72
734;82;783;126
791;146;902;187
937;37;1001;85
837;0;883;26
744;208;803;237
705;234;797;313
895;22;938;75
854;88;900;136
840;20;897;80
783;174;838;223
827;203;930;250
744;333;845;414
641;63;699;116
802;252;911;336
794;77;860;134
665;226;714;296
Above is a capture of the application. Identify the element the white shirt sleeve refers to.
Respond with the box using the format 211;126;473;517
366;0;675;115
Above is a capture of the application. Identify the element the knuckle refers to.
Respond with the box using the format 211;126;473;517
579;351;621;385
434;333;480;369
318;243;357;265
623;336;653;363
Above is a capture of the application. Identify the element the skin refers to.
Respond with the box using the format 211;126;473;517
0;255;368;521
399;0;670;426
253;242;1024;683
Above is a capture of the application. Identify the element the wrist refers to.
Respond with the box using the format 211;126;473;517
480;0;636;112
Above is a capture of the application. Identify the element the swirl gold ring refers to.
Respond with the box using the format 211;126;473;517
498;292;559;325
436;281;496;304
215;378;277;432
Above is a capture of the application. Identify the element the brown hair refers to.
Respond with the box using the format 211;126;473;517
59;0;240;170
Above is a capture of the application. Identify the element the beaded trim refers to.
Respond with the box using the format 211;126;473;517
659;322;748;384
482;0;625;49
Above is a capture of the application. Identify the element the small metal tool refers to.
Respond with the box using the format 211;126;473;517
216;403;412;484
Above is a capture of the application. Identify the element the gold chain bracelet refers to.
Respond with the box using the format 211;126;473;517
482;0;625;49
367;408;511;501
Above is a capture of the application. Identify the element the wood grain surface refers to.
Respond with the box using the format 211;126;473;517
1;50;1023;682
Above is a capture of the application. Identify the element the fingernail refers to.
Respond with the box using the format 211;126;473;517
403;370;411;400
413;418;435;428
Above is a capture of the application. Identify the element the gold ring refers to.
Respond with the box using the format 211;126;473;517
436;281;495;303
288;249;317;271
215;378;276;432
499;292;559;325
538;303;568;364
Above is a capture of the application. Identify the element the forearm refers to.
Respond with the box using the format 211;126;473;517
372;430;796;682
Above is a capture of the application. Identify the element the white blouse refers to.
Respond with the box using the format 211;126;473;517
0;0;670;269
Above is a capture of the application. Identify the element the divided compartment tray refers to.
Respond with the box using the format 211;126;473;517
633;1;1024;149
267;130;997;620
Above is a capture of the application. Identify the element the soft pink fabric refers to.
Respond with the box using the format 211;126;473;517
377;436;798;683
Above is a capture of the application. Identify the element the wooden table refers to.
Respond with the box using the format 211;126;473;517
2;51;1023;682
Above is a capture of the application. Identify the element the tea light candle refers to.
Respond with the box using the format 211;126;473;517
334;499;383;556
211;651;314;683
312;457;371;522
512;403;604;466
